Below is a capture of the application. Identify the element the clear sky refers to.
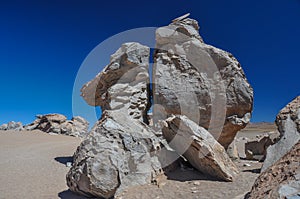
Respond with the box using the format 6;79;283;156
0;0;299;125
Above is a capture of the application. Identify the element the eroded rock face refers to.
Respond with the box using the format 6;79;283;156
162;115;239;181
246;140;300;199
24;114;89;137
262;96;300;172
67;111;163;198
153;17;253;149
81;42;150;122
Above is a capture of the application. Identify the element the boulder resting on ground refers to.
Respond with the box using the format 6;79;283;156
162;115;239;181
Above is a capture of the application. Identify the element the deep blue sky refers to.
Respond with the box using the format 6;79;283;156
0;0;299;125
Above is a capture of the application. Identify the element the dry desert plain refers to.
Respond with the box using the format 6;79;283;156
0;123;277;199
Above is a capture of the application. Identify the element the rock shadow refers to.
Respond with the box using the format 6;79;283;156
58;190;90;199
165;168;220;182
243;168;261;174
54;156;73;165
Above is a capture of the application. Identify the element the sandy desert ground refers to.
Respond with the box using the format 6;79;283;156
0;123;276;199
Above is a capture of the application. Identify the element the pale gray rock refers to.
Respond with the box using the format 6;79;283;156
153;17;253;149
24;114;89;137
66;110;163;199
161;115;239;182
81;42;150;122
262;96;300;172
0;123;8;130
0;121;23;131
227;137;239;160
67;42;172;198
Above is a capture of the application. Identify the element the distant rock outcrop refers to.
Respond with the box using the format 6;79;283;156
25;114;89;137
152;16;253;149
162;115;239;181
262;96;300;172
0;121;23;131
246;140;300;199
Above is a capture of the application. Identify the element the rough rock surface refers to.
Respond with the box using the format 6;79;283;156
67;42;169;198
0;121;23;131
245;132;278;161
153;17;253;149
246;140;300;199
25;114;89;137
67;110;163;199
162;115;239;181
262;96;300;172
81;42;150;122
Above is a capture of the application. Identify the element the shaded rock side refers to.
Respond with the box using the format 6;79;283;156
246;140;300;199
81;42;150;122
161;115;239;182
153;16;253;149
66;110;163;199
262;96;300;172
25;114;89;137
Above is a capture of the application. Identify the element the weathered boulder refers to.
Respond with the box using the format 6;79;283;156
81;42;150;122
67;110;163;198
162;115;239;181
152;15;253;149
24;114;89;137
262;96;300;172
245;132;278;161
246;140;300;199
0;121;23;131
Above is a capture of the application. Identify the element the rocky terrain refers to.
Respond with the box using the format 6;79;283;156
0;14;299;199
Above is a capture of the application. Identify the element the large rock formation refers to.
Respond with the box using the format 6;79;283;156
262;96;300;172
162;115;239;181
246;140;300;199
67;16;252;198
67;42;165;198
25;114;89;137
153;16;253;149
0;121;24;131
81;42;150;122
